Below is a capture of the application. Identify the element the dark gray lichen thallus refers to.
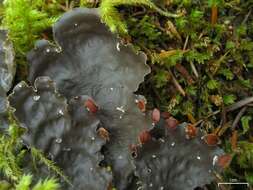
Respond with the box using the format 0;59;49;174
27;8;150;102
9;77;112;190
27;8;151;190
55;95;112;190
134;122;225;190
0;30;16;132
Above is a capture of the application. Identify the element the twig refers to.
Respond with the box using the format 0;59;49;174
132;9;147;17
242;9;252;24
190;62;199;78
183;35;199;78
231;106;247;130
193;110;220;127
169;70;186;96
226;97;253;112
194;97;253;128
183;35;189;50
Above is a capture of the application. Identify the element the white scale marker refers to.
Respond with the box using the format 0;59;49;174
218;182;250;187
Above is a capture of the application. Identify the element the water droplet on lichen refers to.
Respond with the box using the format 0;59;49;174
171;142;175;146
149;183;153;187
63;147;71;151
91;137;95;141
90;167;93;171
116;106;125;113
74;23;78;27
160;186;164;190
58;109;64;116
46;48;50;53
55;138;62;143
152;154;156;158
118;155;123;159
110;87;114;91
116;42;121;51
197;156;201;160
213;155;218;166
33;95;40;101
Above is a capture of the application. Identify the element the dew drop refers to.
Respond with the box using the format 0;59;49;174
58;109;64;116
55;138;62;143
152;154;156;158
196;156;201;160
33;95;40;101
118;155;123;160
18;83;23;88
110;87;114;91
116;42;121;51
74;23;78;27
119;115;123;119
160;187;164;190
171;142;175;147
46;48;50;53
149;183;153;187
90;167;93;171
116;106;125;113
212;155;218;166
91;137;95;141
63;147;71;151
74;96;80;100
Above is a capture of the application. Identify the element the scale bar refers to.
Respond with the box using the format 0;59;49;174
218;182;249;187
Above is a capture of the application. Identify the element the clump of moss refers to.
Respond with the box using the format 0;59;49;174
2;0;57;78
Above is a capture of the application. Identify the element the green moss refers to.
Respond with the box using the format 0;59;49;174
2;0;57;78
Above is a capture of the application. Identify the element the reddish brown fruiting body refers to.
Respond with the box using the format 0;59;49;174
97;127;110;141
217;154;232;168
185;124;198;139
84;98;98;113
203;134;220;146
165;117;178;130
152;108;160;123
136;99;146;112
138;130;152;144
